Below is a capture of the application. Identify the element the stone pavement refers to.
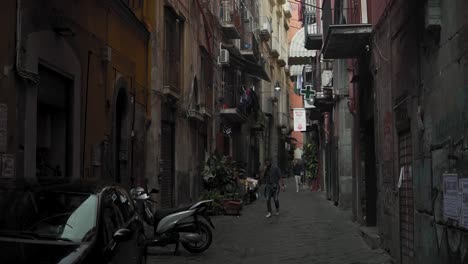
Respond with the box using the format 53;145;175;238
147;178;393;264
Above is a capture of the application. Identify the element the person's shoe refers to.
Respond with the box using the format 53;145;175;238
265;212;272;218
275;211;280;216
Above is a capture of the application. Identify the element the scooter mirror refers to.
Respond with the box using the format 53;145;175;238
150;189;159;194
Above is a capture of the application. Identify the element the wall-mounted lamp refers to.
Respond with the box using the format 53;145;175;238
274;81;281;91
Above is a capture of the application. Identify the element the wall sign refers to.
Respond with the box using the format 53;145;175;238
443;173;460;221
293;108;306;132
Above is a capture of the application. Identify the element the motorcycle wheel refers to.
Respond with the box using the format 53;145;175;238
181;221;213;253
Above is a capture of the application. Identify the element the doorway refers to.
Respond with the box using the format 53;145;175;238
399;130;414;264
36;65;72;182
115;88;129;186
160;121;175;208
364;119;377;226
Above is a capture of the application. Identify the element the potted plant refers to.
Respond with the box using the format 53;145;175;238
201;153;244;215
302;143;318;189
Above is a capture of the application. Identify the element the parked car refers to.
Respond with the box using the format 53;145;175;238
0;181;147;264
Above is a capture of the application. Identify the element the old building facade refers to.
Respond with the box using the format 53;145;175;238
1;0;154;188
296;0;468;263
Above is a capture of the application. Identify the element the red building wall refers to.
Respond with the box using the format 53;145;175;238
288;1;304;148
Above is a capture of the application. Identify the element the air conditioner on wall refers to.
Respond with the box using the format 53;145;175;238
219;49;229;64
242;9;250;22
425;0;441;31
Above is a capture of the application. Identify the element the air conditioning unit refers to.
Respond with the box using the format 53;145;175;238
219;49;229;64
261;22;270;32
242;9;250;22
102;46;112;63
425;0;441;31
321;70;333;87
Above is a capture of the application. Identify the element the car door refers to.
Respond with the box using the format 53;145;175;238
114;188;146;262
101;188;143;264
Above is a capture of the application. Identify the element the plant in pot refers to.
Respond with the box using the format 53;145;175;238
302;143;318;189
201;153;243;215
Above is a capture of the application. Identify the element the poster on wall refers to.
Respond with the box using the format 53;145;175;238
293;108;306;132
0;154;14;178
460;178;468;229
443;173;460;221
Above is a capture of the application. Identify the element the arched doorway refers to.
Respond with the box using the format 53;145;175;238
114;85;130;186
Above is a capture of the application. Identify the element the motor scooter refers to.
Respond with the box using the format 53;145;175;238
130;187;214;254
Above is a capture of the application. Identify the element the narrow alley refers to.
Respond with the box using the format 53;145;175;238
148;178;392;264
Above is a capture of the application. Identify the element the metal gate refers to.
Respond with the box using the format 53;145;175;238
399;131;414;263
160;122;175;208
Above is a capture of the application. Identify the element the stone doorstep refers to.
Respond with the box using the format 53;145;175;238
358;226;381;250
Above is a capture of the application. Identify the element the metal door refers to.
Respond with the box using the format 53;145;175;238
160;122;175;208
399;131;414;263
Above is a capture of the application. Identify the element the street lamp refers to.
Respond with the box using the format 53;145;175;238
274;81;281;91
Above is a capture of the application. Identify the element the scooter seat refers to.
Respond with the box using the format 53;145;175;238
154;205;192;222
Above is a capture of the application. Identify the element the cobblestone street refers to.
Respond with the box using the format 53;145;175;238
147;178;393;264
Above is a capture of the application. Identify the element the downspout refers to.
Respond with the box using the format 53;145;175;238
16;0;39;84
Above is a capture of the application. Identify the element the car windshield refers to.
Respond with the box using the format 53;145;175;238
0;190;98;243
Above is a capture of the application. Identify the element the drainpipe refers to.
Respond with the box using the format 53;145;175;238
16;0;39;84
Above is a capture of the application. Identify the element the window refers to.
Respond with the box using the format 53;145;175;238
164;8;183;90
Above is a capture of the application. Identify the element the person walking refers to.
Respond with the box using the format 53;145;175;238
261;159;284;218
292;159;305;192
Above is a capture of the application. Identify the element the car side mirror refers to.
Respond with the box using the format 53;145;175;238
149;189;159;194
113;228;133;242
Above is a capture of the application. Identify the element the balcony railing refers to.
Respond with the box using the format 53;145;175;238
219;0;242;39
258;16;272;41
303;10;323;50
241;32;260;61
321;4;372;59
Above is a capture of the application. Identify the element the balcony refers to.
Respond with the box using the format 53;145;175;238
220;0;241;39
258;16;272;41
220;107;248;125
219;85;260;126
240;32;260;62
322;6;372;59
304;11;323;50
270;36;280;57
163;53;181;100
277;46;287;67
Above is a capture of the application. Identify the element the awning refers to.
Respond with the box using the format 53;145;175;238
288;27;316;66
223;44;271;82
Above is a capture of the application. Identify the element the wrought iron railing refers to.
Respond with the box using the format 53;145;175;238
304;10;322;36
219;0;241;28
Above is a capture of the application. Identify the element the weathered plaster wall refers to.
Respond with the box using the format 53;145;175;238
372;0;468;262
0;0;17;187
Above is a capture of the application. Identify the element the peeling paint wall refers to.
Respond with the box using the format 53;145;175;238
372;0;468;262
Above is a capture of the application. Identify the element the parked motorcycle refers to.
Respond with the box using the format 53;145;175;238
130;187;214;254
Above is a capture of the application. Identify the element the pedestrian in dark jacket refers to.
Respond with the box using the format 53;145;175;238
261;159;284;218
